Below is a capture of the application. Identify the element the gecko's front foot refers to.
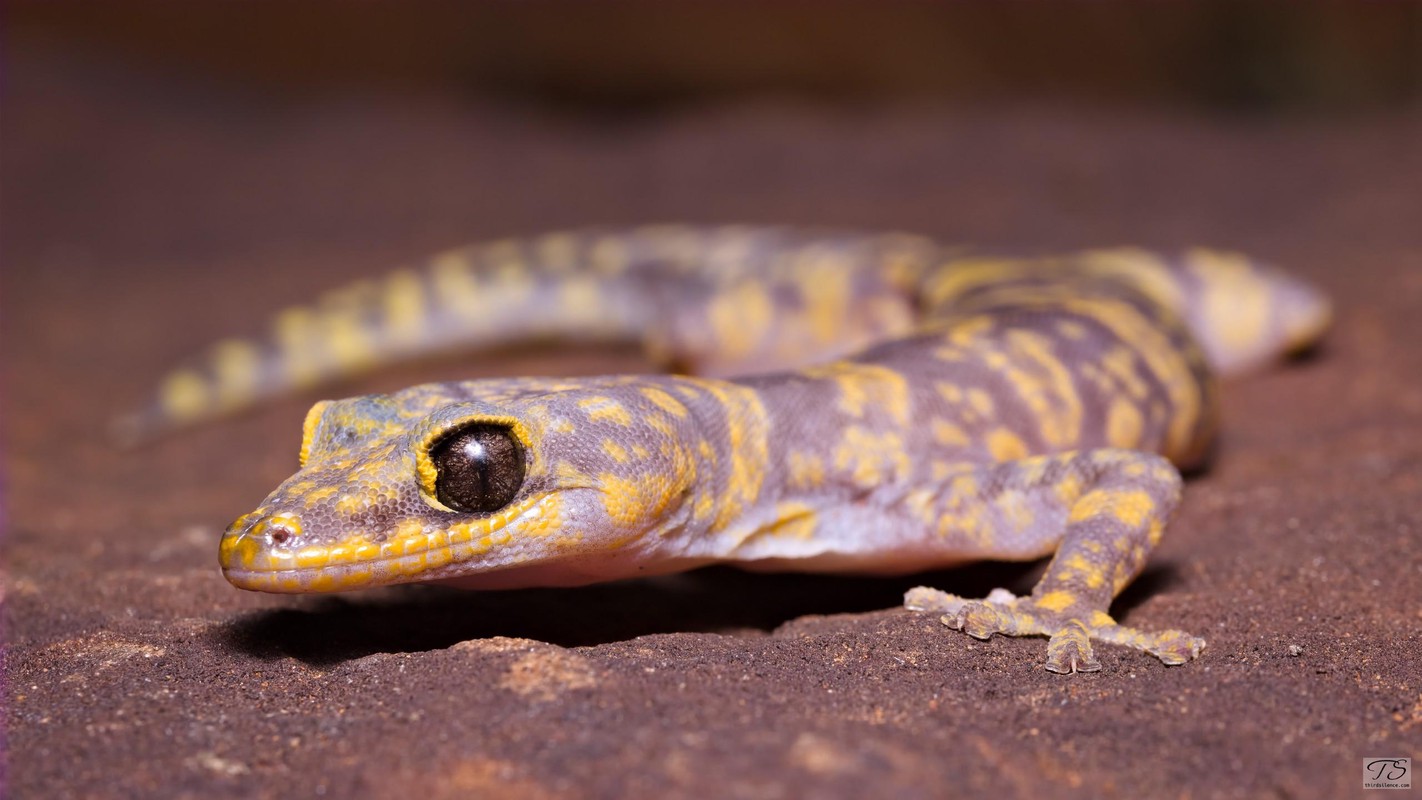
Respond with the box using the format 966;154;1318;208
904;586;1205;673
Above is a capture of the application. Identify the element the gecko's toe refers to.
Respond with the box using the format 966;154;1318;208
948;601;1009;640
906;585;1204;672
1145;630;1206;665
1045;620;1102;674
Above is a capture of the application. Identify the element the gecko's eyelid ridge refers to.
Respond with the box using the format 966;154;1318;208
429;423;527;513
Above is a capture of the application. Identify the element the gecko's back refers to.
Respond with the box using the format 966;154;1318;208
132;226;1329;673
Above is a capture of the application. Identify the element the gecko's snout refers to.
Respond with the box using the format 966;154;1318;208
218;510;313;592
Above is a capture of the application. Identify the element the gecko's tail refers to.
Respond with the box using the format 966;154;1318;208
111;231;660;445
1060;247;1331;378
1163;249;1331;377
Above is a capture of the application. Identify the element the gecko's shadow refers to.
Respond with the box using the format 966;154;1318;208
214;560;1184;667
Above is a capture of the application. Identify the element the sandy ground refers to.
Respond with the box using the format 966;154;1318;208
5;46;1422;799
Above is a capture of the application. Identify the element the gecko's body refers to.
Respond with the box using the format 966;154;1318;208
133;227;1329;673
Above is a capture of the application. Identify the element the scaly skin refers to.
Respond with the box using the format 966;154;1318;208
130;226;1331;673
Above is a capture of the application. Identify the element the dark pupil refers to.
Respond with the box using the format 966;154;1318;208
431;424;526;513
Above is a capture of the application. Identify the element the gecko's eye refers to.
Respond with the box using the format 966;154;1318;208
430;424;526;513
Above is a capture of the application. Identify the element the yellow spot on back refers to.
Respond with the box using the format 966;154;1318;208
787;451;825;489
803;362;912;427
833;426;911;488
986;428;1029;462
708;281;774;362
1106;398;1145;449
936;382;964;404
640;386;689;418
931;419;970;448
797;251;853;345
946;314;994;346
603;439;630;463
966;388;995;418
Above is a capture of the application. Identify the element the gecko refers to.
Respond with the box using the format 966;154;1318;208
126;226;1330;673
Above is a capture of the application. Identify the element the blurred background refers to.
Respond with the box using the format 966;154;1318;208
6;0;1419;451
9;2;1420;109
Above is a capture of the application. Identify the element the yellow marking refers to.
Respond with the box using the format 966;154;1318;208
786;451;825;490
924;258;1032;310
590;236;629;275
797;251;853;345
1080;248;1185;311
945;315;994;346
578;396;634;427
1062;296;1202;461
966;388;995;418
557;277;603;323
537;232;579;273
931;419;970;448
273;306;322;387
634;443;652;460
685;378;769;532
904;489;937;526
549;418;576;435
383;269;426;345
735;501;820;549
986;428;1029;462
211;339;262;407
1035;590;1077;613
1189;249;1272;353
994;489;1035;532
160;370;211;422
299;401;331;466
833;426;911;488
802;362;912;427
1068;488;1155;527
319;306;376;370
430;250;481;316
640;386;689;418
602;439;630;463
1002;330;1083;448
599;469;689;528
1100;346;1149;400
707;281;774;362
935;382;964;404
1106;398;1145;449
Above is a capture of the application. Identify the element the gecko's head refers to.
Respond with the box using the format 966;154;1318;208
219;379;702;593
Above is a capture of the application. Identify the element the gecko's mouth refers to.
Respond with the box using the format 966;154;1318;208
219;496;557;593
220;525;522;593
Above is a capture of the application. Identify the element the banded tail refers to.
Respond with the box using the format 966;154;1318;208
116;226;1329;443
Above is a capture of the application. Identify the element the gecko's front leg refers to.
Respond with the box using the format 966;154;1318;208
905;450;1205;673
